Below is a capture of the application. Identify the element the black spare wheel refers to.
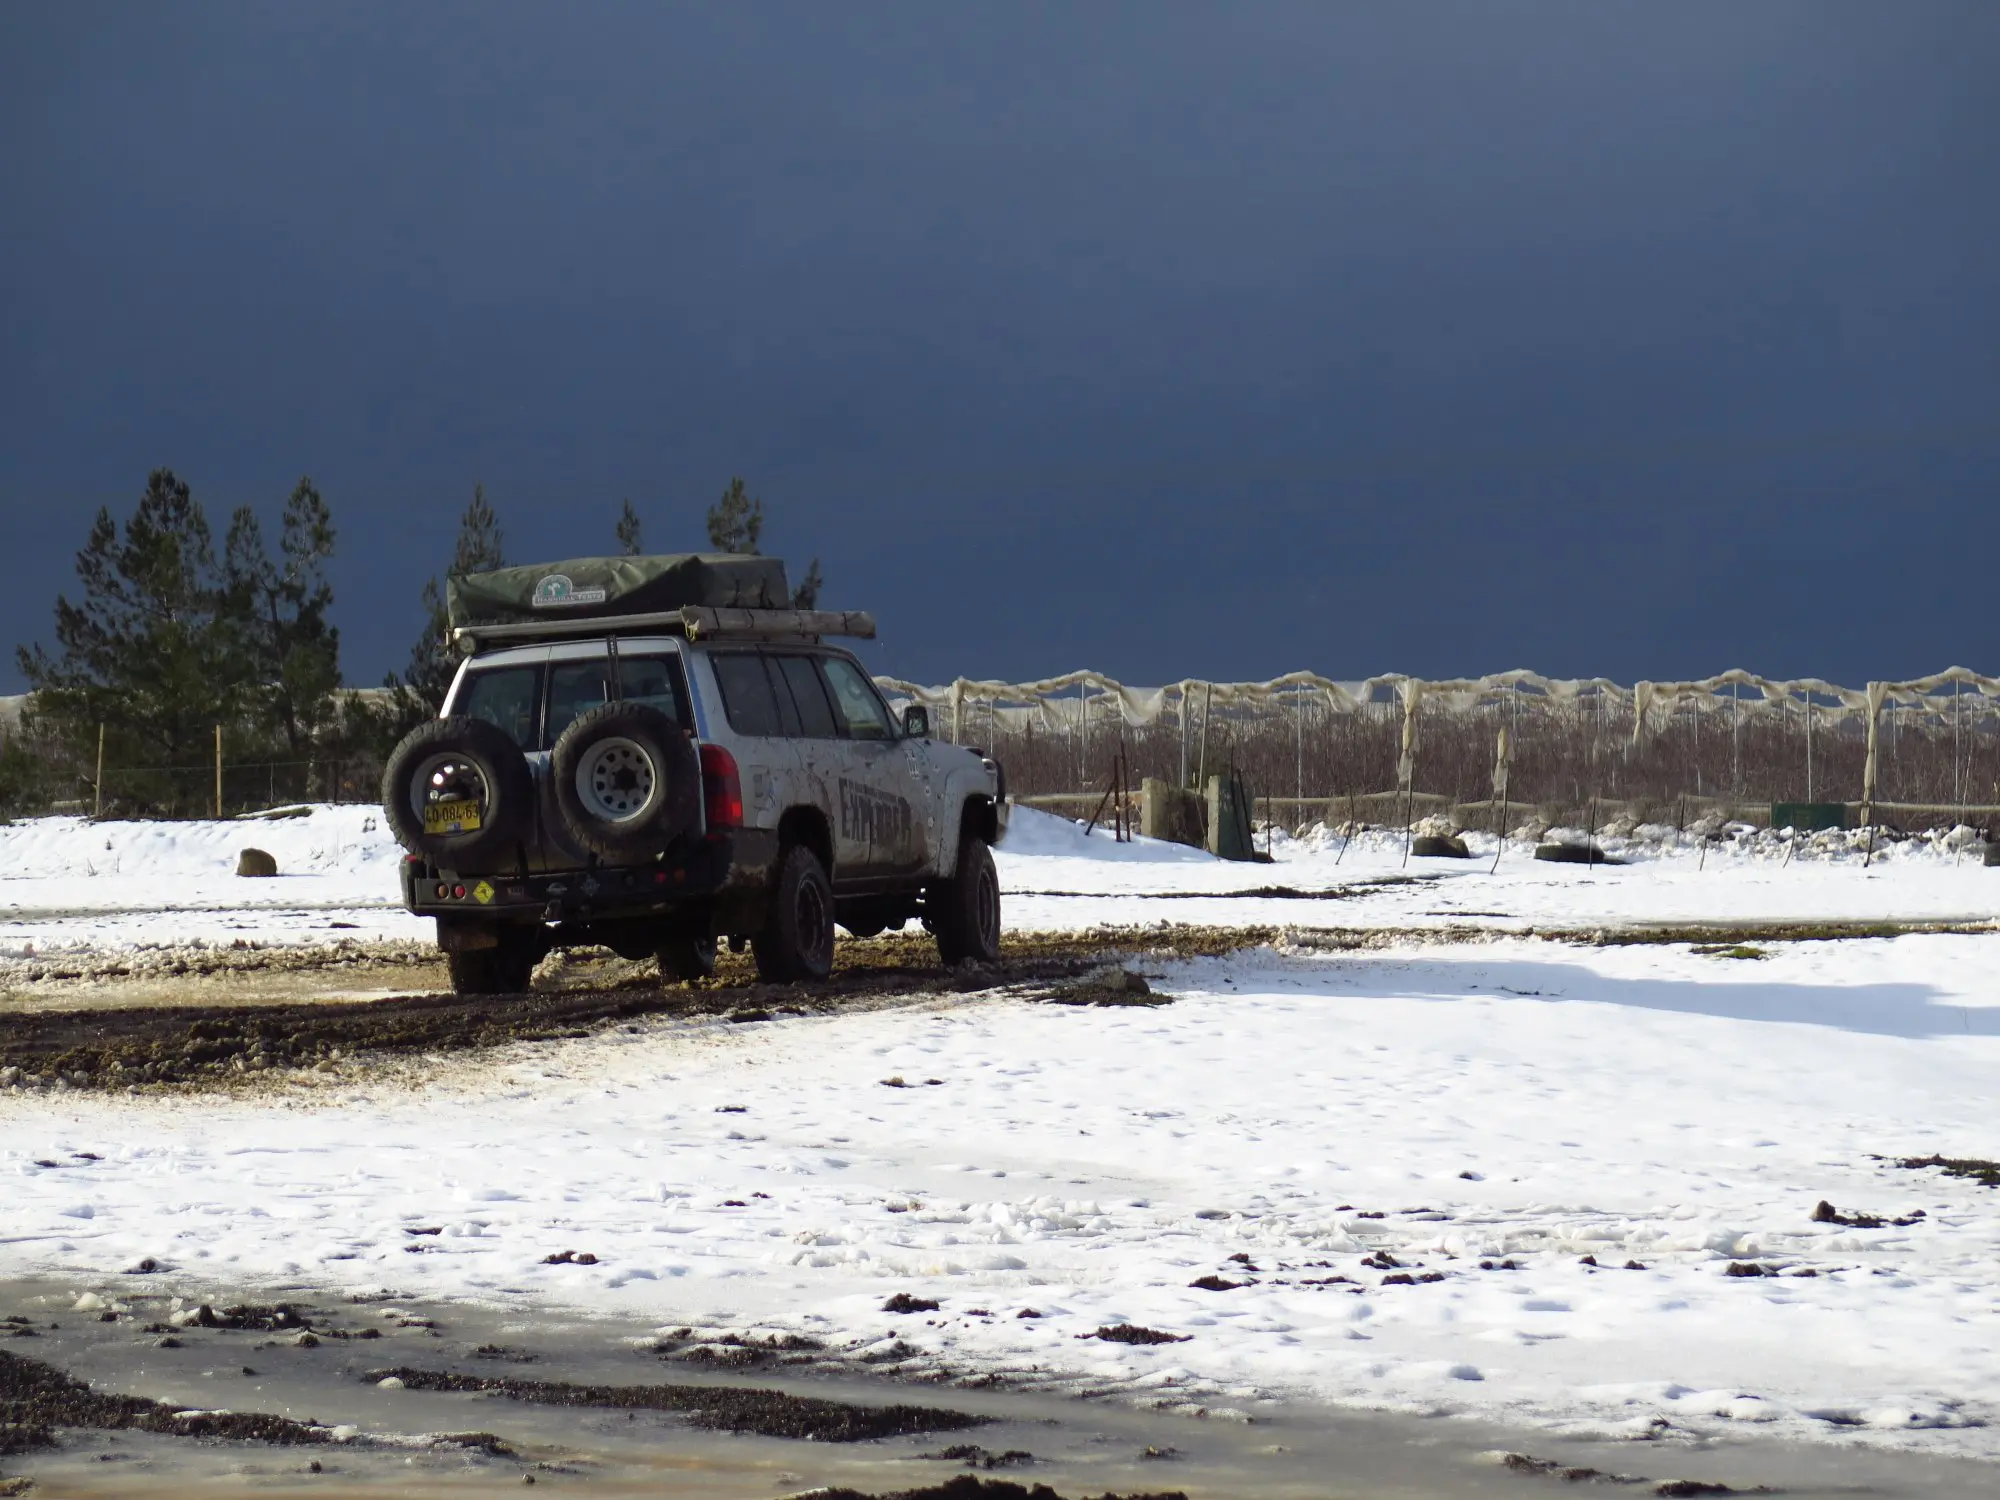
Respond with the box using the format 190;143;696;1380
930;833;1002;966
550;702;700;862
381;716;533;867
753;844;835;983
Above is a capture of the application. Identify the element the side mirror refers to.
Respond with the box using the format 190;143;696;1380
902;705;931;739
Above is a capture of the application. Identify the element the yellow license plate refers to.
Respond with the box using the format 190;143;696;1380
423;798;483;834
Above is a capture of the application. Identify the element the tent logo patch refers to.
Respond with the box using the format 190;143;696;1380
532;573;607;608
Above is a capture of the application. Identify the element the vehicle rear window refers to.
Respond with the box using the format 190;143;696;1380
544;654;688;748
712;652;783;736
773;654;839;738
457;666;541;750
820;657;896;741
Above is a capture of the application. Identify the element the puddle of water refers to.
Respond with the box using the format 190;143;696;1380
4;1277;1994;1499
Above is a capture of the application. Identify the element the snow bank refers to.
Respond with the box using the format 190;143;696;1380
1000;804;1214;864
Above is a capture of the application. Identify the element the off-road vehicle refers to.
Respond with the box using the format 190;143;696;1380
380;554;1006;993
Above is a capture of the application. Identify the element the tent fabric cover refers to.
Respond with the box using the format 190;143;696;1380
447;554;791;628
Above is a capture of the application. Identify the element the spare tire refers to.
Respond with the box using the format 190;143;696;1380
550;701;700;863
381;716;534;868
1534;841;1612;865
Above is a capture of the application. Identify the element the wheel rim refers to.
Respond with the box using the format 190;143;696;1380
797;875;832;961
575;736;657;823
413;753;489;827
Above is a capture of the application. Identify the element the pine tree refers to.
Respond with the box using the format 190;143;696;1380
223;477;341;760
706;477;764;554
17;468;250;814
389;482;504;721
615;498;643;555
792;557;824;610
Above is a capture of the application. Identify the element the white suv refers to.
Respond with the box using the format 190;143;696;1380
381;611;1006;994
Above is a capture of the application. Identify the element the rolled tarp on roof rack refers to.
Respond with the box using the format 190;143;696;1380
447;553;793;630
452;606;876;653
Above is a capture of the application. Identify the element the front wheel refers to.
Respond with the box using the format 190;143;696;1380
752;844;836;983
931;836;1001;967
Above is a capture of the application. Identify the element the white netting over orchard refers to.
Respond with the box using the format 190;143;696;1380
875;667;2000;827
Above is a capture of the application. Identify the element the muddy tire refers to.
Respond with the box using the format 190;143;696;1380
752;844;835;983
446;936;538;995
550;702;700;863
657;934;719;984
930;835;1001;967
382;717;533;868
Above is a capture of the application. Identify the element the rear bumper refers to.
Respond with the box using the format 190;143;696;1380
400;830;779;924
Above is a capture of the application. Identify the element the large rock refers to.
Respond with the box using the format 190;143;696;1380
235;847;278;878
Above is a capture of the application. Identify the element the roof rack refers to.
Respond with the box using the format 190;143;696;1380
453;606;877;655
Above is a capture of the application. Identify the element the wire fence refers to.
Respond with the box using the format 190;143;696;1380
920;679;2000;834
6;670;2000;833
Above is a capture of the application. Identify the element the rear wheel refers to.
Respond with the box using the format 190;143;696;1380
445;934;539;995
752;844;836;983
657;934;718;984
931;835;1001;967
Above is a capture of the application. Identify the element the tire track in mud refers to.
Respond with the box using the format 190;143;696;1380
0;928;1270;1094
5;915;1984;1095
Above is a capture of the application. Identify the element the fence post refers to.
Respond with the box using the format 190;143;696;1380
94;723;105;820
1862;681;1883;868
214;724;223;819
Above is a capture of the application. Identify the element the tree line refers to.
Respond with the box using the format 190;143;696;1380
3;470;822;817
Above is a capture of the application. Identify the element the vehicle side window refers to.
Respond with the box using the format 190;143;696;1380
544;655;689;748
457;666;541;750
773;654;839;738
712;652;782;736
819;657;895;741
763;655;805;737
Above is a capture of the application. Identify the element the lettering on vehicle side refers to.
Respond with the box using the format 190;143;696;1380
531;573;609;608
839;778;913;854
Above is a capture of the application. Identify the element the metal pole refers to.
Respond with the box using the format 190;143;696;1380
1731;682;1739;798
1295;686;1303;805
1079;678;1088;793
1197;682;1213;790
94;723;105;820
1178;687;1188;789
1954;681;1963;808
214;724;223;819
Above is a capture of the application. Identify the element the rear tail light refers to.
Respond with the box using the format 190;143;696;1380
699;744;744;832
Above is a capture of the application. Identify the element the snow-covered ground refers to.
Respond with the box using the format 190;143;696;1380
6;805;1999;958
5;807;2000;1459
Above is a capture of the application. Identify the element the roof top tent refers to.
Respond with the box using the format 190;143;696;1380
445;554;873;655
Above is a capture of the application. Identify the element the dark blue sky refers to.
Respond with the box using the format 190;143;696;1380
4;2;1996;694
